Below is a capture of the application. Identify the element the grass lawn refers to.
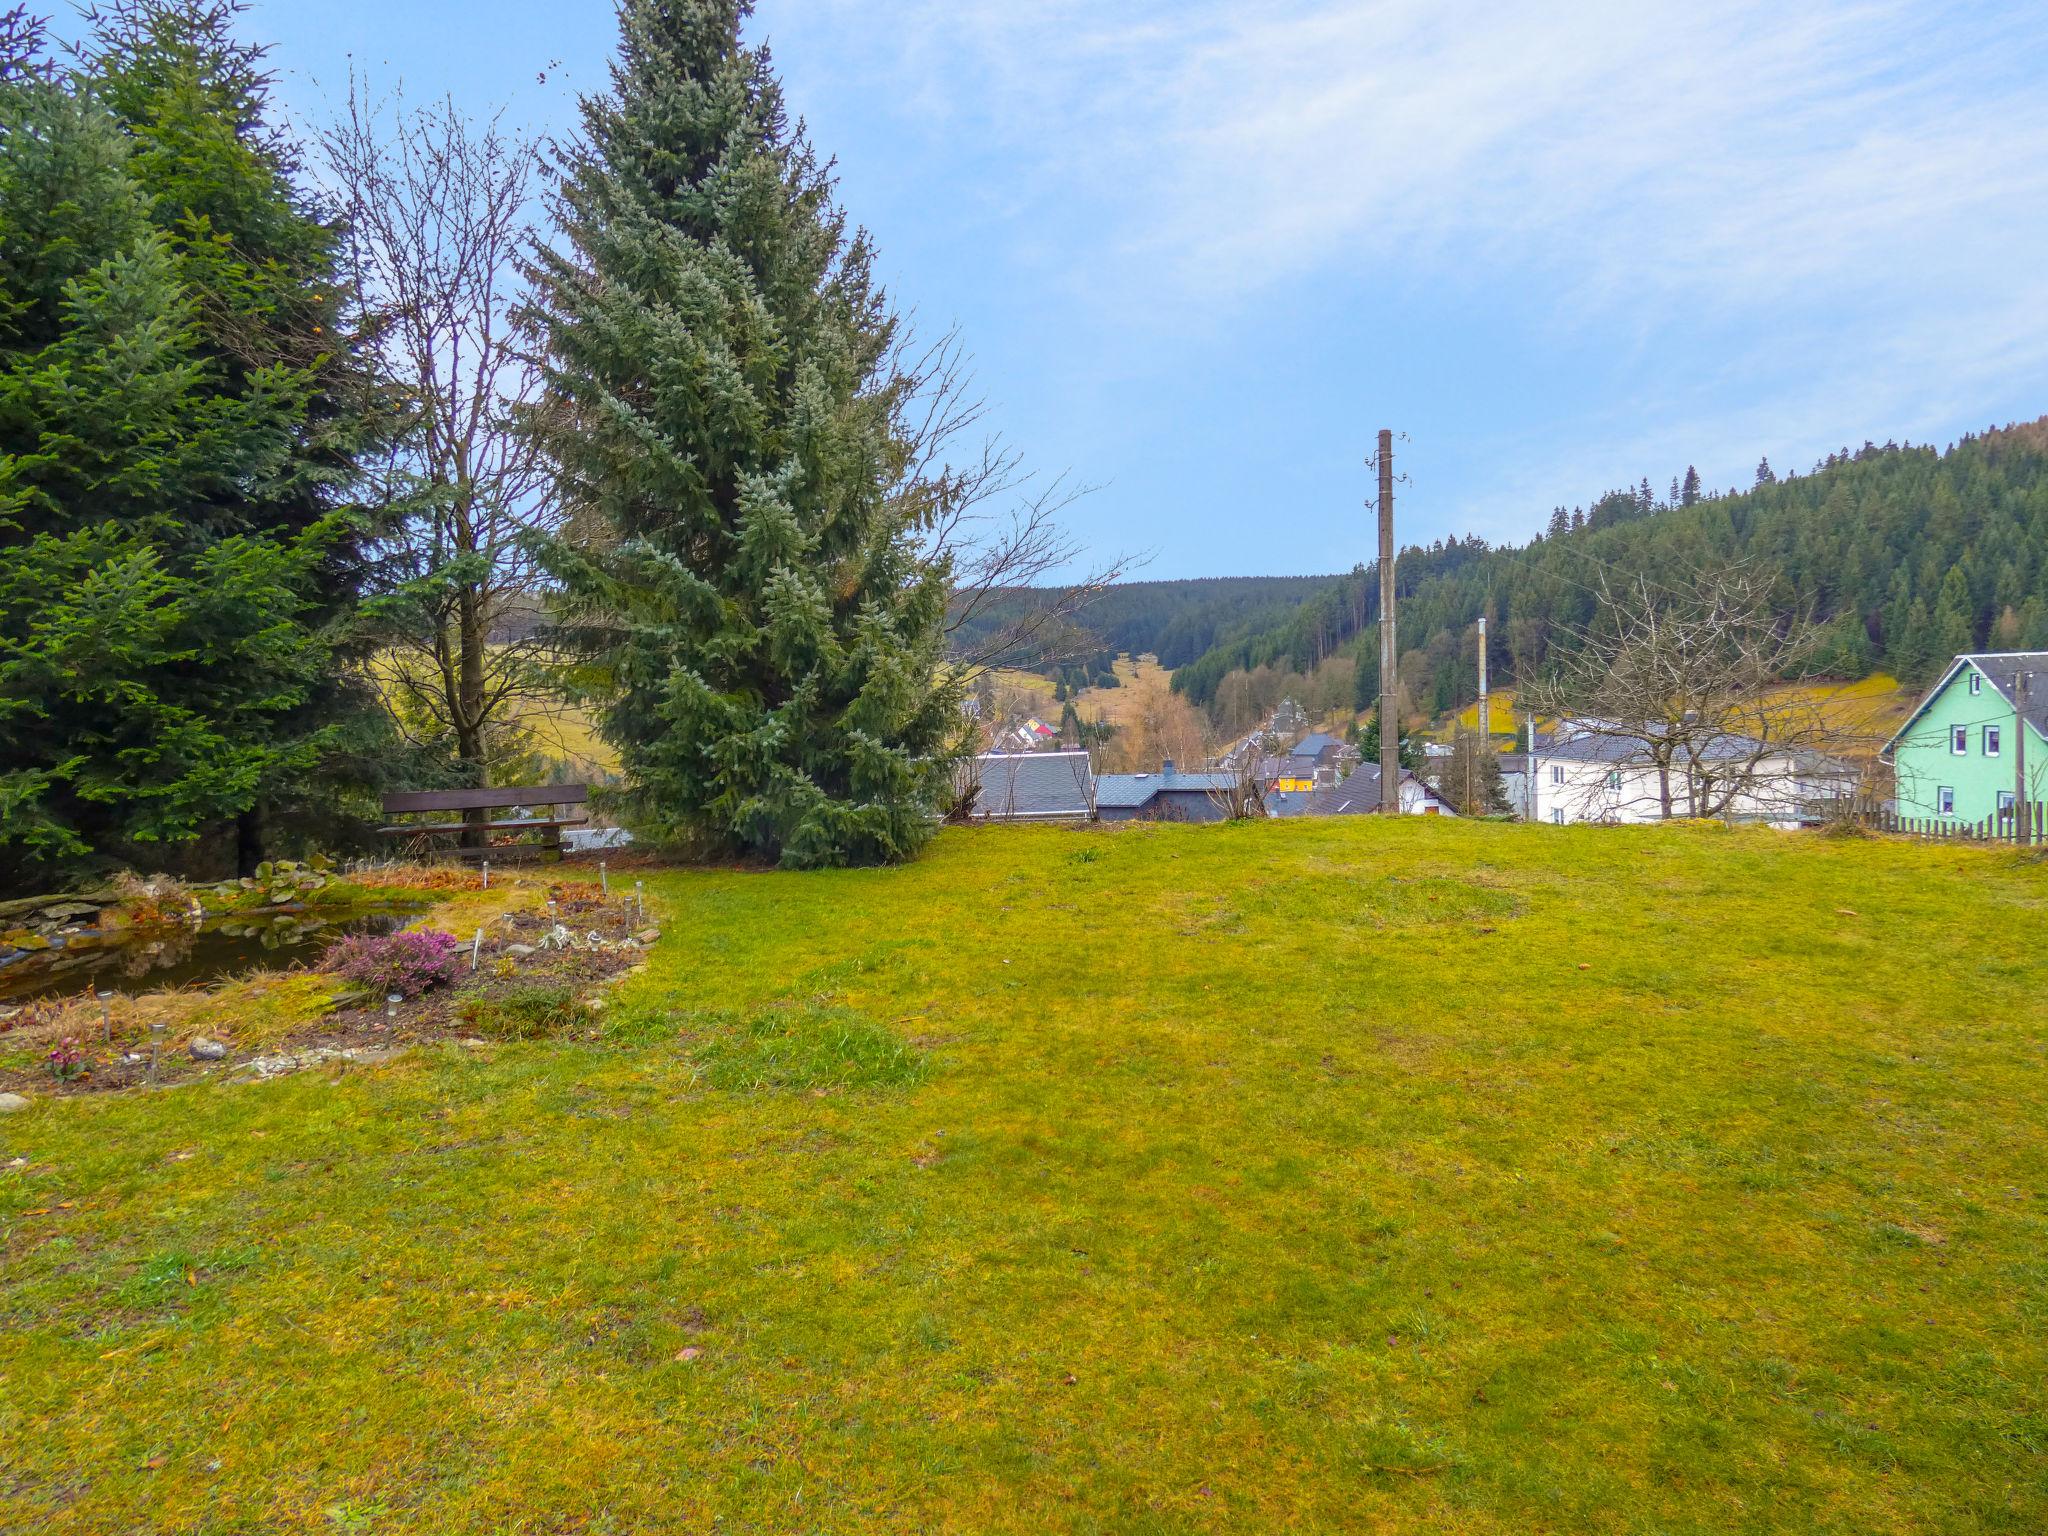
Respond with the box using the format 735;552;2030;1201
3;820;2045;1532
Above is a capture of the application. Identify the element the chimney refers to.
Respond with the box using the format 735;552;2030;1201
1161;758;1175;776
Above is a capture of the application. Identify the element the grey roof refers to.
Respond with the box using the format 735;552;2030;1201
1290;731;1344;760
966;751;1095;819
1535;723;1809;765
1094;768;1238;809
1298;763;1435;816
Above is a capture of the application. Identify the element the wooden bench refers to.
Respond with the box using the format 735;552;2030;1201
379;785;590;860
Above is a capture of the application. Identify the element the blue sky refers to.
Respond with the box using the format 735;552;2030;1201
58;1;2048;578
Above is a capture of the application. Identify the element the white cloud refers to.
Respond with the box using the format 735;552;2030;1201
776;0;2047;561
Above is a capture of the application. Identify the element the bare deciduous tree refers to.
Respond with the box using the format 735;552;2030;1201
1204;747;1269;821
1522;564;1858;823
326;81;563;783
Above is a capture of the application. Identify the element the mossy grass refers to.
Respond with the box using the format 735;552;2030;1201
2;820;2045;1532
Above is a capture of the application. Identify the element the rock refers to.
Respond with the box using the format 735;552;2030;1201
505;943;538;958
0;1092;30;1114
188;1038;229;1062
40;901;99;922
635;928;661;945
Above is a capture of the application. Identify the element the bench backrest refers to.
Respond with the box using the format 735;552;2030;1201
382;785;589;814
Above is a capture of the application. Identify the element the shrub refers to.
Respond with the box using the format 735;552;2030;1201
322;928;461;998
454;984;590;1041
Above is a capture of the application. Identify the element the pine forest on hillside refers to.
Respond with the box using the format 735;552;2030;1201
1170;422;2048;722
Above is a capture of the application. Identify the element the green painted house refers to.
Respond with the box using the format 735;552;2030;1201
1883;652;2048;824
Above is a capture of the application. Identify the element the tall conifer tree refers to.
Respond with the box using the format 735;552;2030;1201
525;0;958;868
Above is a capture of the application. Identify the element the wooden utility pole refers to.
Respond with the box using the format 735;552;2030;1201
1377;430;1398;814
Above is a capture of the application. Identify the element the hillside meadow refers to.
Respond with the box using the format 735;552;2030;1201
3;820;2045;1533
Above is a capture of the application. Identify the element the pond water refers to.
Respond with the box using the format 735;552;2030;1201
0;906;426;1004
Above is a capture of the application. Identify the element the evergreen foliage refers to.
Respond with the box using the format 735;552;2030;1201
0;2;387;884
947;575;1340;672
524;0;957;868
1176;425;2048;712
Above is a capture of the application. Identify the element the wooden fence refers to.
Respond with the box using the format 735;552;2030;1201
1857;802;2047;846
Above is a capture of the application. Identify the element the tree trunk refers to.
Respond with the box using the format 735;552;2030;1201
456;582;490;848
236;805;264;878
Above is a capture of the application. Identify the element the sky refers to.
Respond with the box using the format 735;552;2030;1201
53;0;2048;579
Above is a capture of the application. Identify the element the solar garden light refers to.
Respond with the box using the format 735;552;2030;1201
148;1021;165;1084
471;929;484;971
97;989;113;1043
386;993;401;1025
599;861;608;896
546;897;558;925
481;860;490;890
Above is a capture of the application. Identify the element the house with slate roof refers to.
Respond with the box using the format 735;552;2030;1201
1882;652;2048;826
1521;721;1851;827
1095;761;1239;822
1273;763;1452;817
959;750;1096;822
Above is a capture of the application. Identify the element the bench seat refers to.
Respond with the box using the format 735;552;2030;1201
376;813;590;836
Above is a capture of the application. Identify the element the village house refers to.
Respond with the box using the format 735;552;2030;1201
1882;651;2047;826
1271;762;1452;817
1094;762;1239;822
959;750;1096;822
1516;722;1851;827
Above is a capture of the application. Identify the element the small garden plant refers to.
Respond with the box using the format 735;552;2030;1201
322;929;461;998
45;1038;85;1082
453;985;591;1041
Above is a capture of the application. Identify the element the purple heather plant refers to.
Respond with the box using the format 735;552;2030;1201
322;928;461;998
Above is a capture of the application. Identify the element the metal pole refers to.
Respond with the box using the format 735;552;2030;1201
1377;429;1398;815
1477;615;1489;742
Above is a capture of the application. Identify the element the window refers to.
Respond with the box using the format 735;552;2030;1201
1999;791;2016;815
1985;725;2001;756
1605;770;1622;789
1969;672;1983;696
1551;808;1565;825
1938;787;1956;816
1550;765;1565;785
1952;726;1969;755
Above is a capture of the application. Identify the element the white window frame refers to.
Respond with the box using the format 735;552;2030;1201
1550;764;1565;785
1605;769;1622;789
1951;725;1968;755
1938;786;1956;816
1550;808;1565;825
1969;672;1982;696
1985;725;2001;756
1998;790;2016;815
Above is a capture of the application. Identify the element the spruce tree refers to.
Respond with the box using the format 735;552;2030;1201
525;0;958;868
0;3;390;884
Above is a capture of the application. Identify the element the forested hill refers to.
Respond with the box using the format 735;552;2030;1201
952;575;1340;671
1171;418;2048;715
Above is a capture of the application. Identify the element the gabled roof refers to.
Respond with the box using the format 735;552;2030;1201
1298;764;1441;816
1881;652;2048;759
1290;731;1344;760
1094;768;1238;809
965;751;1094;819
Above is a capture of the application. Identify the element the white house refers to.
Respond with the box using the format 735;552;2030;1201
1514;721;1851;828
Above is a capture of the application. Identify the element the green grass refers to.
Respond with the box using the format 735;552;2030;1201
3;820;2046;1533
